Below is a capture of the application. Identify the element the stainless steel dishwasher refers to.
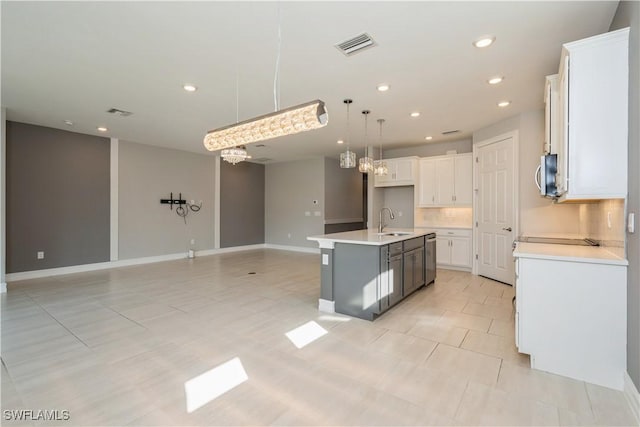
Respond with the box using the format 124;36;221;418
425;233;437;285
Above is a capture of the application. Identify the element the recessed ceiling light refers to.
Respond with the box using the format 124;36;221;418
425;136;433;141
377;84;390;92
183;84;197;92
473;36;496;48
63;120;73;126
498;101;511;108
337;140;344;144
410;112;420;118
97;126;108;132
488;76;504;85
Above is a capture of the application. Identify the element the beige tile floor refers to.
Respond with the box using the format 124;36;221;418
1;249;637;426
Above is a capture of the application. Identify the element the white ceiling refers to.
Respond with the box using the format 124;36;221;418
1;1;617;163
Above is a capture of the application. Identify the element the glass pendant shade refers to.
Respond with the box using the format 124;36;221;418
204;100;328;151
373;159;388;176
340;149;356;168
359;156;373;173
221;146;250;165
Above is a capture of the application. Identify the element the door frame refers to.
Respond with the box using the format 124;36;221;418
472;130;520;277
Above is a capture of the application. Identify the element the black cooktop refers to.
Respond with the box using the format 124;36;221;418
517;236;600;246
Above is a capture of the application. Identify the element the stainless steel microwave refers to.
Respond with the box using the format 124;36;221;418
535;154;558;198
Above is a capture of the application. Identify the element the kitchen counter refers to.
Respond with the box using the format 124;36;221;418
307;228;434;248
513;242;628;266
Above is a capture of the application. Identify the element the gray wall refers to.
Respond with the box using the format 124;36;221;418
1;108;6;285
473;111;582;236
324;157;363;222
611;0;640;390
265;158;324;248
118;141;215;259
382;186;414;228
384;138;472;159
220;160;265;248
6;122;110;272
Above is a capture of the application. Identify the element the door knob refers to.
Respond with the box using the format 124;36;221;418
502;227;512;232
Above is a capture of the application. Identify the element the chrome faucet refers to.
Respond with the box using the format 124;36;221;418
378;207;395;233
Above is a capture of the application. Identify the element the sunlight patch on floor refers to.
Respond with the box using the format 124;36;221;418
184;357;248;413
285;320;328;349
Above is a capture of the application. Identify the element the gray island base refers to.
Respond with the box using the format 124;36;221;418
308;229;436;321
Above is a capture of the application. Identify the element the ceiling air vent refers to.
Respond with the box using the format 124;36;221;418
107;108;133;117
442;130;460;135
335;33;376;56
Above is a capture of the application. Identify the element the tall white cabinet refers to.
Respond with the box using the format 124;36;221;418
555;28;629;201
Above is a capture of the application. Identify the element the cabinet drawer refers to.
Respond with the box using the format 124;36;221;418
435;229;471;238
389;242;403;256
403;236;424;252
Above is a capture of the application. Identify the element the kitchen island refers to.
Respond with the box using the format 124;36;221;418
307;228;436;320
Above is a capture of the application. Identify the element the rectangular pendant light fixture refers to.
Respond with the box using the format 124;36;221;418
204;100;328;151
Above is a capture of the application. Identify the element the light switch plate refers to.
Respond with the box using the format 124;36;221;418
628;213;635;233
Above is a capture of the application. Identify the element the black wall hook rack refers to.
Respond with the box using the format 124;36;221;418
160;192;186;210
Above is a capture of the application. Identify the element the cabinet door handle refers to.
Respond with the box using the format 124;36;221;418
432;196;434;202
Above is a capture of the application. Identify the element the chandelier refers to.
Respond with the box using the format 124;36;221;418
203;7;327;153
340;99;356;168
221;146;251;165
374;118;388;176
358;110;373;173
204;100;328;152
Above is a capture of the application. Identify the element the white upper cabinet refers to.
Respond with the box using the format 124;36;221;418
544;74;560;155
374;156;418;187
417;153;472;207
555;28;629;202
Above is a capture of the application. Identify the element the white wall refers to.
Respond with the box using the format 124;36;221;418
384;138;472;158
473;111;582;236
265;158;325;248
118;141;215;259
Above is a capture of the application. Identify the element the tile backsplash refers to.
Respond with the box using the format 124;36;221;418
579;199;626;257
415;207;473;228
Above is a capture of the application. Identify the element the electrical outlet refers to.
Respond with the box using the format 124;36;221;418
397;211;403;217
190;239;195;245
37;251;44;260
314;211;321;216
287;233;291;239
305;211;311;217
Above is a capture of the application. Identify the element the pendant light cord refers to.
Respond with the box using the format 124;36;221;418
273;5;282;112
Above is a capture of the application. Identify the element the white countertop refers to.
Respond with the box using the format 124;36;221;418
307;228;434;249
513;242;628;266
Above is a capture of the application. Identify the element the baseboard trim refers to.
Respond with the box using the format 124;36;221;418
0;282;6;293
264;244;320;254
624;372;640;425
5;244;319;283
318;298;335;313
197;244;265;256
437;264;472;273
6;253;190;282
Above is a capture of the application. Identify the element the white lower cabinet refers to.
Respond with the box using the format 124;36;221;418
513;253;627;390
435;228;471;270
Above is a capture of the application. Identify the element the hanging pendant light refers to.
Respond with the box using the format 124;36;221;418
358;110;374;174
340;99;356;168
373;118;388;176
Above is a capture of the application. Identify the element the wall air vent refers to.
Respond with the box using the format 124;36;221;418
335;33;376;56
442;130;460;135
106;108;133;117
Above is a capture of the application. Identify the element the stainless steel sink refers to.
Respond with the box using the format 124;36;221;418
377;232;413;237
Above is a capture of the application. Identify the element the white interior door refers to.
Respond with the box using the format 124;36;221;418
476;136;515;285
